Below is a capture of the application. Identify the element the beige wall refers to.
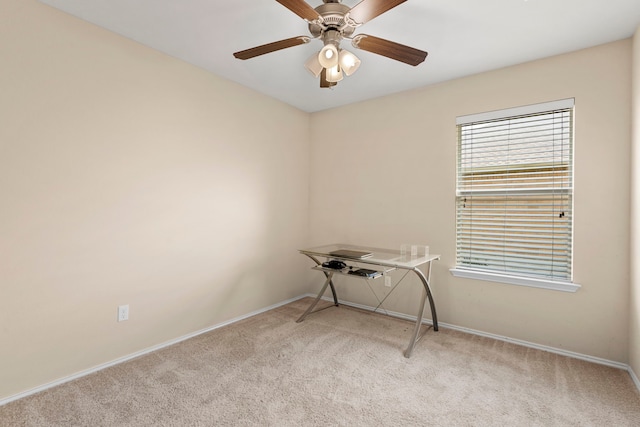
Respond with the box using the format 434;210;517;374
631;26;640;379
309;39;632;362
0;0;311;400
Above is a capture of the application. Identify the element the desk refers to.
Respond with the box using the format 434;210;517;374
298;243;440;358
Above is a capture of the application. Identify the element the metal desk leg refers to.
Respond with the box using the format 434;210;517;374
414;262;438;331
404;261;438;358
404;289;428;358
303;254;338;306
296;272;335;323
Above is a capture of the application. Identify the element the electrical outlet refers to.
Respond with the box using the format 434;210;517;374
117;305;129;322
384;276;392;287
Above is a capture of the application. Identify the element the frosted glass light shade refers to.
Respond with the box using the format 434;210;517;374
338;49;361;76
318;44;339;68
304;53;323;77
325;65;343;83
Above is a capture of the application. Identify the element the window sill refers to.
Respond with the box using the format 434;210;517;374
449;267;581;293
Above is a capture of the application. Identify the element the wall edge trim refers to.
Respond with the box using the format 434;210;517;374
315;295;630;371
629;365;640;393
0;295;307;406
3;293;637;406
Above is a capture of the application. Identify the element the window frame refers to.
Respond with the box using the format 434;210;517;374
450;99;580;293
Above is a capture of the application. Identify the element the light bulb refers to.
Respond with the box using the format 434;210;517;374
338;50;361;76
304;52;323;77
326;65;343;83
318;44;339;68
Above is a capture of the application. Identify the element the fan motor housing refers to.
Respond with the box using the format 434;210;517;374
309;3;356;39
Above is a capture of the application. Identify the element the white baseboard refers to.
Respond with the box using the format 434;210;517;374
314;295;640;391
3;293;639;406
0;295;308;407
629;366;640;392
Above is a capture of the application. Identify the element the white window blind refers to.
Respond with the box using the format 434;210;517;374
455;99;574;283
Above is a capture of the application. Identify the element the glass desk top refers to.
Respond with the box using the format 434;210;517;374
300;243;440;270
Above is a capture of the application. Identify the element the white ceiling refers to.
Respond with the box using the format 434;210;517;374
39;0;640;113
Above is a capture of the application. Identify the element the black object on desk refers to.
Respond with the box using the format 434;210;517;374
322;260;347;269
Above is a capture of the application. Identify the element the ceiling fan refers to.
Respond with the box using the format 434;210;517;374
233;0;428;88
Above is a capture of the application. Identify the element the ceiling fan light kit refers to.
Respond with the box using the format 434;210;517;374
233;0;428;88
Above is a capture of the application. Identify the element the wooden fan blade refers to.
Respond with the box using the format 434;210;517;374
275;0;321;22
348;0;407;25
233;36;310;60
352;34;427;66
320;68;337;88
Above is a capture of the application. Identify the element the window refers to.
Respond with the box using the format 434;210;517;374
450;99;579;292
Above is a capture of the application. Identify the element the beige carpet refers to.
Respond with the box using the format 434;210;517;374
2;298;639;426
